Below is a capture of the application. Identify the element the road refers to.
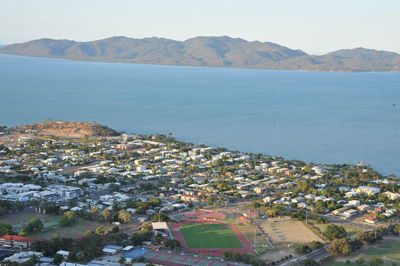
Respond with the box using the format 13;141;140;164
318;214;376;231
280;248;329;265
306;248;328;261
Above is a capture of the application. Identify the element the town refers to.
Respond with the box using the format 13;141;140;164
0;122;399;266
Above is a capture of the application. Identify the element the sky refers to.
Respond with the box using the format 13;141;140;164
1;0;399;55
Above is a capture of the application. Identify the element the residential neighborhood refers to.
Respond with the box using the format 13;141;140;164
0;124;399;266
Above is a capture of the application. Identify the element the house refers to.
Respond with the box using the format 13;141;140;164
291;197;305;203
364;216;378;224
151;222;171;237
239;216;252;224
312;166;326;175
305;194;316;201
0;235;44;249
383;191;400;200
102;245;123;255
345;191;358;198
297;202;310;209
383;209;396;217
180;195;199;202
315;195;327;201
356;186;381;196
345;200;361;207
332;207;349;216
56;250;69;258
78;178;97;185
357;204;371;212
122;248;150;263
254;187;264;194
263;196;274;203
243;212;258;218
342;209;358;219
3;251;43;264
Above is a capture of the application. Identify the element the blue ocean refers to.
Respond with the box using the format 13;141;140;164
1;54;399;175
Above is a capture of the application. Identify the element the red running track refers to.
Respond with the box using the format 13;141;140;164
171;220;255;256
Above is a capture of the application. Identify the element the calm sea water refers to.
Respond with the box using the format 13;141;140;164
1;54;400;175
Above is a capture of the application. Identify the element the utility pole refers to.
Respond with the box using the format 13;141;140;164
254;207;257;249
306;210;308;225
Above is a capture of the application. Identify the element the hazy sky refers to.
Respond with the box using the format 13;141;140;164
1;0;399;54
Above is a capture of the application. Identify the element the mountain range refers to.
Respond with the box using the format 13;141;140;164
1;36;399;71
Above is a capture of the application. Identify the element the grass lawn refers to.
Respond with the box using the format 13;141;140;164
180;223;243;249
366;239;400;260
1;211;61;233
328;238;400;265
28;219;112;239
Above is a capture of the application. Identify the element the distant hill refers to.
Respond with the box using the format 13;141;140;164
14;121;119;138
1;36;399;71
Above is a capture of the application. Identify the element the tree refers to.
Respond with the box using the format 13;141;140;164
295;244;312;254
67;252;78;262
101;209;112;222
328;238;353;257
151;211;170;222
53;253;63;264
24;218;43;233
368;257;383;266
355;231;378;245
163;239;181;250
135;206;146;215
310;241;323;249
151;198;161;207
119;257;126;264
90;206;100;215
0;223;13;236
118;210;131;223
355;256;365;265
325;224;347;239
109;232;128;245
299;259;320;266
131;230;152;246
95;226;105;235
388;222;400;235
59;211;77;226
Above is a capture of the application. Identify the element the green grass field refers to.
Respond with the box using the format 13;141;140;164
180;223;243;248
28;219;112;239
328;239;400;265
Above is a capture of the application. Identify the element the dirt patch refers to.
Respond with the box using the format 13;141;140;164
262;218;324;244
14;121;119;138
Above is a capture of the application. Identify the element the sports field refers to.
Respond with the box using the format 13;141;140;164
180;223;243;248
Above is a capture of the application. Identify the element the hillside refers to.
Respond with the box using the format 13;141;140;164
1;36;399;71
13;121;119;138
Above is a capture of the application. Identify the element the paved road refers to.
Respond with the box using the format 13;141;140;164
280;248;329;265
306;248;328;261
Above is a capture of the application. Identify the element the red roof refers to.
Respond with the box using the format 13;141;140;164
239;216;252;223
243;212;257;217
0;235;44;243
